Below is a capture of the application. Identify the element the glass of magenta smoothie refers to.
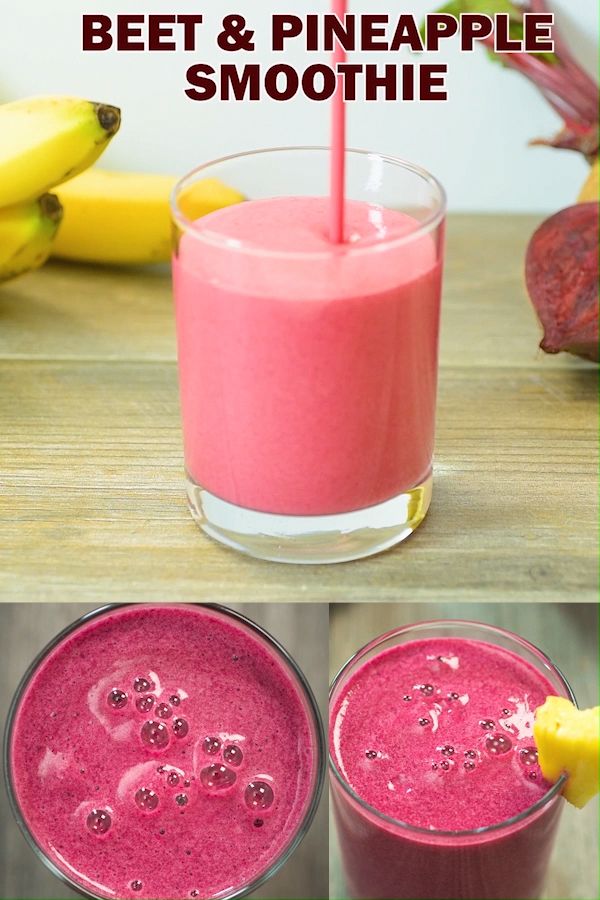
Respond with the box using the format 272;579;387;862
171;147;446;564
4;604;325;900
329;620;575;900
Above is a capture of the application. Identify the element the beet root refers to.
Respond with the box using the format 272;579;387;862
525;202;599;362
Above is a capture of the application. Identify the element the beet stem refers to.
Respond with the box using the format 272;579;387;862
482;31;599;129
481;0;599;132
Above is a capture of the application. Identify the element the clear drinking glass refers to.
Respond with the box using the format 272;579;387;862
329;620;574;900
4;604;325;900
171;147;446;564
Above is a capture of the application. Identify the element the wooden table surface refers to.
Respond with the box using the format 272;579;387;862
329;602;599;900
0;603;328;900
0;215;597;602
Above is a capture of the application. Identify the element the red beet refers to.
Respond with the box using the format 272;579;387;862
525;202;599;362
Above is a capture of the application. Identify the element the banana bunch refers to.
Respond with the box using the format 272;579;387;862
52;169;245;265
1;95;243;273
0;95;120;284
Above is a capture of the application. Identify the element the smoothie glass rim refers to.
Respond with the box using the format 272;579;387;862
328;618;574;840
170;145;447;259
3;602;326;900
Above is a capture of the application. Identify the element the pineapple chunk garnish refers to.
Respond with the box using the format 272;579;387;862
534;696;599;808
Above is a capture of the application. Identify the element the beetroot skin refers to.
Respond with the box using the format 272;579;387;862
525;202;599;362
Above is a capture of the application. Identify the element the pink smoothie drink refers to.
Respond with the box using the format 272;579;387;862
173;196;442;516
330;631;571;899
7;605;322;900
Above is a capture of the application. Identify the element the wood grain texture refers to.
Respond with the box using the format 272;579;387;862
0;603;328;900
328;602;599;900
0;215;597;601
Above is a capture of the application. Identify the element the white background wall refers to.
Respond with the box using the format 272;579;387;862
0;0;597;211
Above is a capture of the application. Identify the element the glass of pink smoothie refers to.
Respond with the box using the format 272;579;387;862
4;604;325;900
171;148;446;564
329;620;575;900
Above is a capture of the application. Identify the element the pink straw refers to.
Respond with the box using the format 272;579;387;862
329;0;347;244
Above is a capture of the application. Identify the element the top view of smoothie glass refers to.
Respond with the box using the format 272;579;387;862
4;604;325;900
329;619;596;900
170;147;446;564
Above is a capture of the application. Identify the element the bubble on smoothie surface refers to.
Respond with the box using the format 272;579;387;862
175;793;189;806
519;747;538;766
440;745;454;756
479;719;495;731
136;695;154;713
365;750;378;760
86;809;112;835
173;718;189;738
244;781;274;810
419;684;434;696
485;733;512;755
464;761;476;771
191;891;199;897
141;720;170;749
223;745;243;767
107;688;128;710
403;694;412;702
447;692;459;701
418;717;430;727
135;788;159;811
167;772;180;787
440;760;451;771
464;749;477;759
170;695;181;706
203;736;221;755
134;676;155;693
155;703;171;719
130;881;142;892
200;764;237;791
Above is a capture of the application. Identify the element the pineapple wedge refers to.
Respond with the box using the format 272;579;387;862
534;696;599;808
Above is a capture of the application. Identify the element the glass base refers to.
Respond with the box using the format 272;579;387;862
185;474;432;564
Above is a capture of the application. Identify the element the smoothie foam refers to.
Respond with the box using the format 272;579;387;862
173;195;442;516
8;605;318;900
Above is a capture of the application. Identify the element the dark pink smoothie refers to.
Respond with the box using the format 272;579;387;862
173;196;442;516
8;605;318;899
330;636;564;899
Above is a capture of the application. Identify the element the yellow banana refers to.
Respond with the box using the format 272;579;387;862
52;168;244;265
0;194;63;283
578;158;599;203
0;96;120;207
